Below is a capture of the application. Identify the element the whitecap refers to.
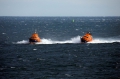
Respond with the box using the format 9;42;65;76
33;49;37;50
2;33;6;34
15;40;29;44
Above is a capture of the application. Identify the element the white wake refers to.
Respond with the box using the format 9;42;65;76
14;36;120;44
90;38;120;43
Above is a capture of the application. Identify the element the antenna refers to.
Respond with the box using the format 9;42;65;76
35;29;37;33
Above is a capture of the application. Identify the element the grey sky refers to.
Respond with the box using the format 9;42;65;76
0;0;120;16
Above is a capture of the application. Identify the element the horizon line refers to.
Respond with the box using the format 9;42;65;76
0;15;120;17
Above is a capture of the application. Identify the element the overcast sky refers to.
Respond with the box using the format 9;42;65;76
0;0;120;16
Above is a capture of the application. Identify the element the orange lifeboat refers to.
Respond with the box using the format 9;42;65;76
81;32;93;43
29;32;41;44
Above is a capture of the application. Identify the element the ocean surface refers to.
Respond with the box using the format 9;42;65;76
0;16;120;79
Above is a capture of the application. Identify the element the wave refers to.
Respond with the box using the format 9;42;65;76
14;36;120;44
36;36;80;44
91;38;120;43
14;36;80;44
13;40;29;44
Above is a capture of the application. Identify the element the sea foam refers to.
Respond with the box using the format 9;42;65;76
15;36;120;44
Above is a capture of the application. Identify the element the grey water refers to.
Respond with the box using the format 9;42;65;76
0;17;120;79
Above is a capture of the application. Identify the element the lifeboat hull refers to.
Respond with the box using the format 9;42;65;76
81;38;88;43
29;33;41;44
29;38;40;42
81;32;93;43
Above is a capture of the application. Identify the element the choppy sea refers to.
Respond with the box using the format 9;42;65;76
0;17;120;79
